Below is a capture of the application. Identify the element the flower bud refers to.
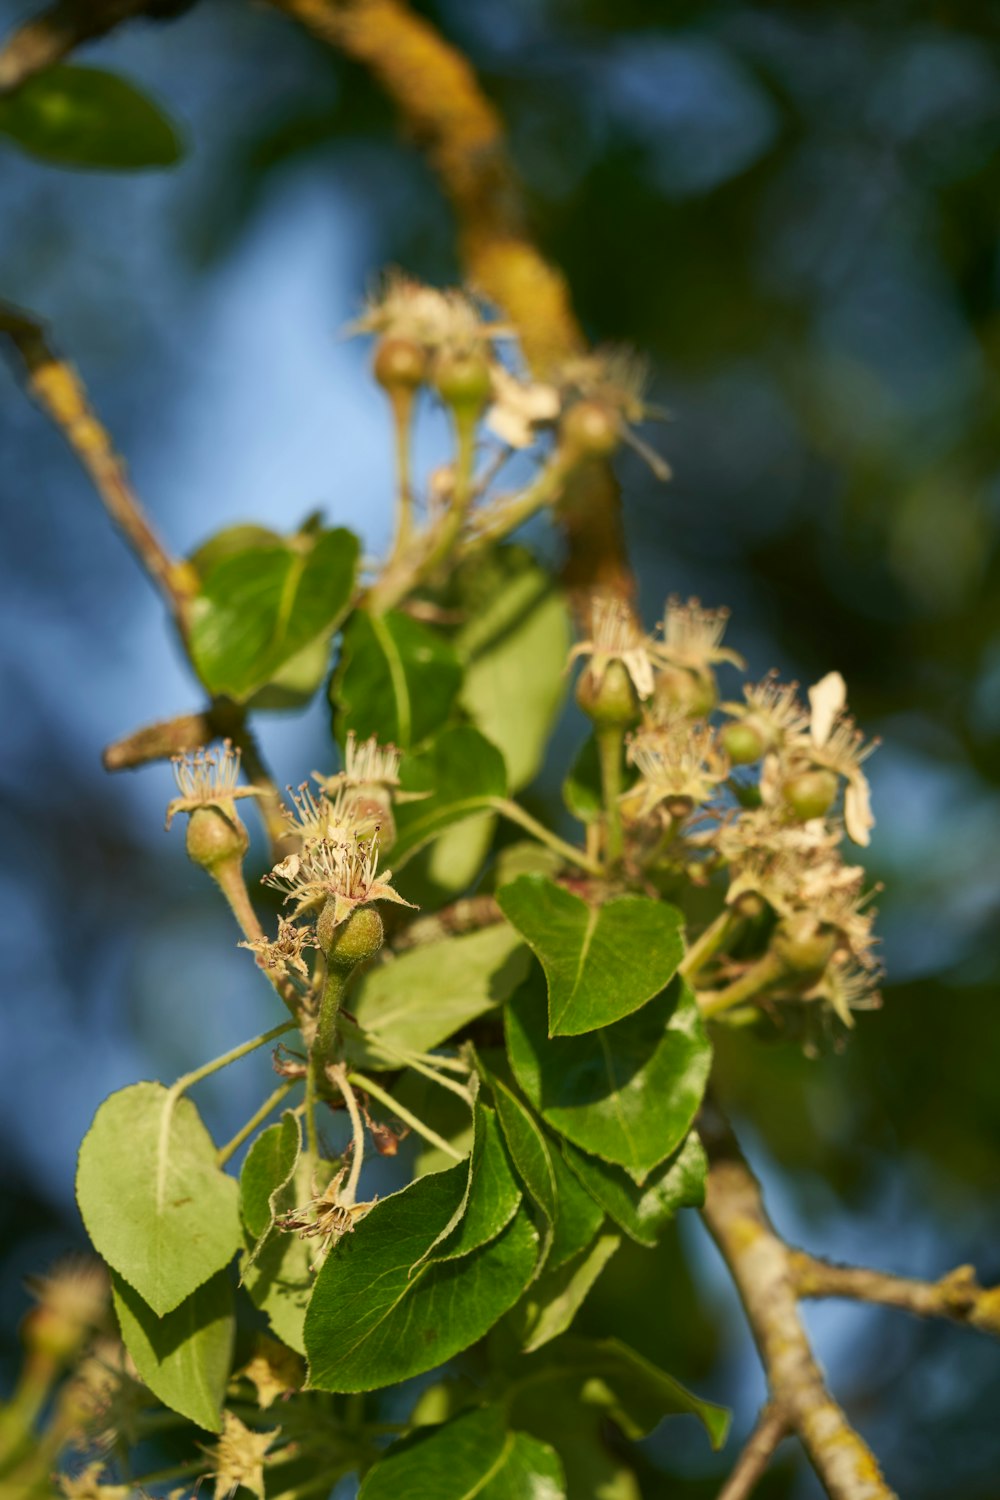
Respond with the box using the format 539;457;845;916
373;335;427;393
654;666;718;719
431;346;492;415
783;769;838;822
317;901;384;969
559;399;620;460
576;659;640;730
720;721;765;766
184;804;249;873
773;915;837;975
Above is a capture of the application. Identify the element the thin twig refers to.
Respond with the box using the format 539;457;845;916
0;0;153;92
0;301;192;622
715;1404;789;1500
791;1253;1000;1337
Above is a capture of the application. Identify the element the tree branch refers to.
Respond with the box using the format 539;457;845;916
700;1116;897;1500
0;301;194;624
263;0;632;603
0;0;154;91
715;1404;788;1500
791;1253;1000;1337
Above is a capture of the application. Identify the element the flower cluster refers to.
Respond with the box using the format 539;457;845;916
260;734;413;960
354;274;668;470
572;596;881;1027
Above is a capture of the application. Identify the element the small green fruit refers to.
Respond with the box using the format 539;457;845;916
720;721;765;765
374;335;427;392
575;659;640;729
783;769;838;822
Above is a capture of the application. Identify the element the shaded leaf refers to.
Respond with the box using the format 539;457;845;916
76;1083;241;1316
189;526;357;701
392;726;507;865
561;1132;707;1248
0;66;182;170
333;609;462;749
347;924;529;1061
240;1113;300;1253
546;1139;605;1272
358;1406;565;1499
562;735;604;825
518;1232;621;1353
497;876;684;1035
505;966;711;1183
430;1104;523;1264
112;1271;233;1432
509;1337;730;1450
486;1072;558;1271
305;1166;538;1391
456;549;570;792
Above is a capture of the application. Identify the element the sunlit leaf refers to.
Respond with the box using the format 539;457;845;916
76;1083;241;1316
497;876;684;1036
561;1132;707;1247
333;608;462;749
505;965;711;1183
392;726;507;865
112;1271;234;1432
358;1406;565;1499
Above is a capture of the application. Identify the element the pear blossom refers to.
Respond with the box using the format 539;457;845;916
568;594;655;700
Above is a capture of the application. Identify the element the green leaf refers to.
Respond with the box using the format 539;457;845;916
0;66;183;170
333;609;462;750
561;1132;707;1247
505;966;711;1183
76;1083;241;1317
509;1337;730;1451
392;726;507;865
305;1166;538;1391
243;1225;313;1355
518;1232;621;1353
358;1407;565;1500
497;876;685;1036
189;526;358;702
455;549;570;792
347;924;530;1061
430;1104;523;1264
485;1072;557;1267
111;1271;233;1432
546;1140;605;1272
240;1113;300;1246
562;736;603;824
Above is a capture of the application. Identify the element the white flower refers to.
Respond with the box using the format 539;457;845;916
649;597;745;673
725;674;809;749
165;741;261;828
568;594;655;699
350;272;491;350
263;834;414;925
485;364;560;448
208;1412;280;1500
803;673;877;846
627;717;728;814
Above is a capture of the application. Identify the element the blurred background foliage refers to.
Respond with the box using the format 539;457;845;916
1;0;999;1494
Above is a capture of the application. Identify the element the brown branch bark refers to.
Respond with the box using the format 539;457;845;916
0;301;194;623
701;1118;897;1500
715;1404;788;1500
264;0;632;603
791;1253;1000;1337
0;0;152;91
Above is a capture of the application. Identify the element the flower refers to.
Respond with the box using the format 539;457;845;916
649;597;745;674
802;672;877;846
239;917;316;983
165;741;260;829
351;272;491;351
485;364;560;448
240;1338;301;1410
805;956;882;1028
557;347;672;478
724;674;809;751
263;834;414;925
207;1412;280;1500
282;781;374;843
57;1463;129;1500
279;1166;376;1253
626;717;729;817
329;732;402;792
568;594;655;700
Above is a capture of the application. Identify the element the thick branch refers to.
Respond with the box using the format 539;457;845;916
264;0;631;602
0;302;193;622
0;0;152;91
701;1121;897;1500
716;1405;788;1500
791;1253;1000;1337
